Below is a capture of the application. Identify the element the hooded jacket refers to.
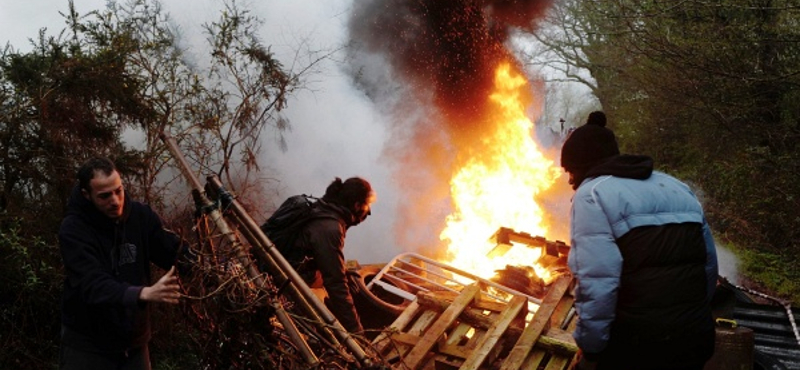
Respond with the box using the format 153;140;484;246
58;185;180;353
567;155;718;367
290;199;364;333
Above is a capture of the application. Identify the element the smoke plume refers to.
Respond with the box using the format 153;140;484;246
345;0;554;252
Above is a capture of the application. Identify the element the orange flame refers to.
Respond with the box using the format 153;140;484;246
440;62;562;280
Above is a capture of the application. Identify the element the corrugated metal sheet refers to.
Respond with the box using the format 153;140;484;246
734;302;800;370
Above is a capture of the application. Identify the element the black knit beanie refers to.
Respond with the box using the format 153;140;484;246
560;111;620;173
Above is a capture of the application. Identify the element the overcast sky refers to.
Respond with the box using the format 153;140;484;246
2;0;406;263
0;0;592;265
1;1;742;284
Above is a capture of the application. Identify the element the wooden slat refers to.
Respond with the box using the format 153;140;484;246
417;292;515;331
416;290;578;355
374;275;578;370
537;328;579;355
377;306;440;364
436;321;477;360
390;332;423;347
418;290;508;313
438;342;473;360
402;284;482;370
409;310;440;336
543;355;570;370
520;349;547;370
444;322;474;347
373;300;421;353
550;290;574;329
461;295;528;370
500;275;572;370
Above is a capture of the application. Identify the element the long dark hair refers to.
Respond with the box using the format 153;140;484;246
322;177;372;208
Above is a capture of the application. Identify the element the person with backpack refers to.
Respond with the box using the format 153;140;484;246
262;177;376;333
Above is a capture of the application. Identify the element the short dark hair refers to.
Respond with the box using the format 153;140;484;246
322;177;372;207
77;157;117;192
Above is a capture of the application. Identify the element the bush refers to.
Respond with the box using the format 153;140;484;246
726;240;800;304
0;222;62;368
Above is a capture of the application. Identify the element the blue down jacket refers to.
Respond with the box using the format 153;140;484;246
567;155;718;366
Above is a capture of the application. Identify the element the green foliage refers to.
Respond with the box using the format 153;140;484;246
0;222;62;369
0;0;321;367
726;241;800;304
534;0;800;299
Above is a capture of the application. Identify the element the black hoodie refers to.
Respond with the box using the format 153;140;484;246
58;185;180;353
292;199;364;333
571;154;654;189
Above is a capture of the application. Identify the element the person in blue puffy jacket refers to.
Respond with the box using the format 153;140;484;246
561;112;718;370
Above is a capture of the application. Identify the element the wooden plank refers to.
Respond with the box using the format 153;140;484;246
418;290;508;313
435;321;477;361
380;309;440;364
438;342;473;360
402;284;482;370
409;309;440;336
549;290;574;329
461;295;528;370
373;300;421;351
390;332;424;347
500;275;572;370
520;349;547;370
416;287;578;355
444;322;474;347
543;355;570;370
417;292;521;335
536;328;579;355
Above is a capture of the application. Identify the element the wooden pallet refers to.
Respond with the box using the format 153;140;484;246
372;275;578;370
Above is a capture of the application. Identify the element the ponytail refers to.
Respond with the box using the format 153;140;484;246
322;177;372;207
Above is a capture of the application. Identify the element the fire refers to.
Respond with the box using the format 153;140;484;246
440;62;561;282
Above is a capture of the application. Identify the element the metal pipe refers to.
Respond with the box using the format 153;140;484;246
368;252;543;306
159;132;319;367
226;207;353;360
206;175;374;368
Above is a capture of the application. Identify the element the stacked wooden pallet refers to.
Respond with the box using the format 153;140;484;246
372;275;578;370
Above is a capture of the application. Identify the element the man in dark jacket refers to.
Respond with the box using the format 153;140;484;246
272;177;375;333
58;157;184;370
561;112;718;370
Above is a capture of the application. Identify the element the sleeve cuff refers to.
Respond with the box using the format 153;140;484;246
123;286;144;307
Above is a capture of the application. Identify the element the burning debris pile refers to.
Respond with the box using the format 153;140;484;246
346;0;565;253
363;227;571;310
487;227;570;288
492;265;545;298
358;228;578;369
369;274;578;370
161;0;578;367
162;134;382;369
163;132;578;369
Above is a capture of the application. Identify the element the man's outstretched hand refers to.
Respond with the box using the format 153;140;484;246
139;266;181;304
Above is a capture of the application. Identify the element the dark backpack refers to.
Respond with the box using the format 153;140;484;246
260;194;319;264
